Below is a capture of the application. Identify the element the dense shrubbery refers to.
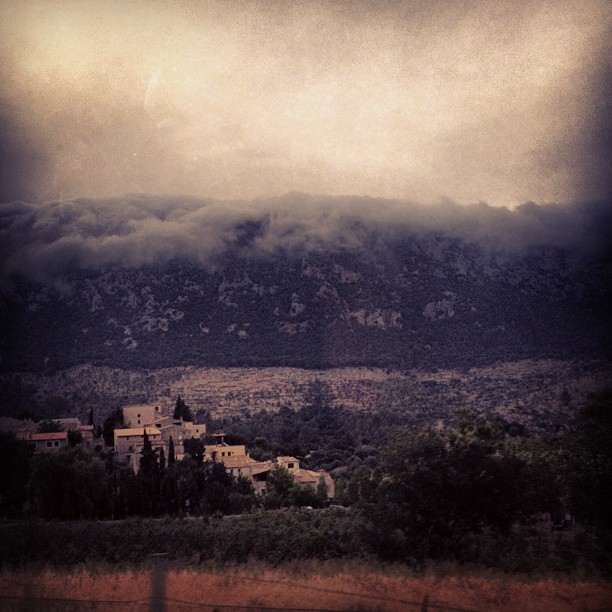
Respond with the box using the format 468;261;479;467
0;511;610;576
1;386;611;575
0;510;370;567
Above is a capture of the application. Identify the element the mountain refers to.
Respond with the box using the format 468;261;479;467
1;226;610;374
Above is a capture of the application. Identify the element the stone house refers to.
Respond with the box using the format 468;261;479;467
114;426;164;472
29;431;69;453
207;445;335;498
122;404;163;428
55;418;95;447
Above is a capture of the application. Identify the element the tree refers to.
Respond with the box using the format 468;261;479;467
0;432;32;518
201;461;233;514
102;408;125;447
173;395;193;422
88;408;94;426
265;464;297;508
234;474;255;496
566;397;612;527
162;458;205;515
67;430;83;447
316;476;328;504
183;438;204;464
168;437;176;465
28;447;110;520
364;413;542;560
37;420;63;433
229;475;257;514
290;484;319;508
138;430;162;516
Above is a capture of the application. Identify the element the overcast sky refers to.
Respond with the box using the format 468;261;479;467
0;0;610;207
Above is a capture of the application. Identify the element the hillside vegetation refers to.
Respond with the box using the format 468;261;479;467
2;389;611;578
2;359;610;434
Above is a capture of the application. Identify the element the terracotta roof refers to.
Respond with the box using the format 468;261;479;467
249;460;275;475
31;432;68;441
221;455;257;469
295;469;330;485
115;427;161;437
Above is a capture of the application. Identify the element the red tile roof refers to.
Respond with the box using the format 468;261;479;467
31;432;68;441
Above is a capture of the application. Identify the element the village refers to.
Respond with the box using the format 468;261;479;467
0;402;335;501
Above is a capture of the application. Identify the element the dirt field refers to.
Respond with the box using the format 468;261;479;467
1;563;611;611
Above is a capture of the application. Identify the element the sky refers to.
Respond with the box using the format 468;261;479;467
0;0;610;208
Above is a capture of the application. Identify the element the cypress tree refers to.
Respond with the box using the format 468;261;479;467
168;437;175;465
173;395;193;422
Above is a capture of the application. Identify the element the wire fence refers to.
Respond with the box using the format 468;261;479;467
0;592;476;612
3;555;609;612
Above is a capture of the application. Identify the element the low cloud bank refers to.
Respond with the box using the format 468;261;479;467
1;193;610;283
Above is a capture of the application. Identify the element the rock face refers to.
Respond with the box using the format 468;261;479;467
2;228;610;374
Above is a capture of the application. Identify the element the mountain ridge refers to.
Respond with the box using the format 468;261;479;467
1;233;610;373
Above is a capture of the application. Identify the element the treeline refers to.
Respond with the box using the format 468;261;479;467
210;383;612;531
0;385;610;573
0;430;332;521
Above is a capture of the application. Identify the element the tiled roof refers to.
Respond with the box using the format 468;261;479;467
31;432;68;441
249;460;275;475
115;427;161;437
221;455;257;469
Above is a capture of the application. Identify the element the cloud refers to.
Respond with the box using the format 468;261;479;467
0;1;610;207
1;194;610;285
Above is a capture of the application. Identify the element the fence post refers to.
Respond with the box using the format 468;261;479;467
421;594;429;612
150;552;168;612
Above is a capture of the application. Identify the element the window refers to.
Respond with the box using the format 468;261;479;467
54;441;59;447
46;441;52;447
137;413;141;418
288;463;294;469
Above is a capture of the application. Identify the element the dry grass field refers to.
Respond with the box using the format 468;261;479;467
1;562;611;611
